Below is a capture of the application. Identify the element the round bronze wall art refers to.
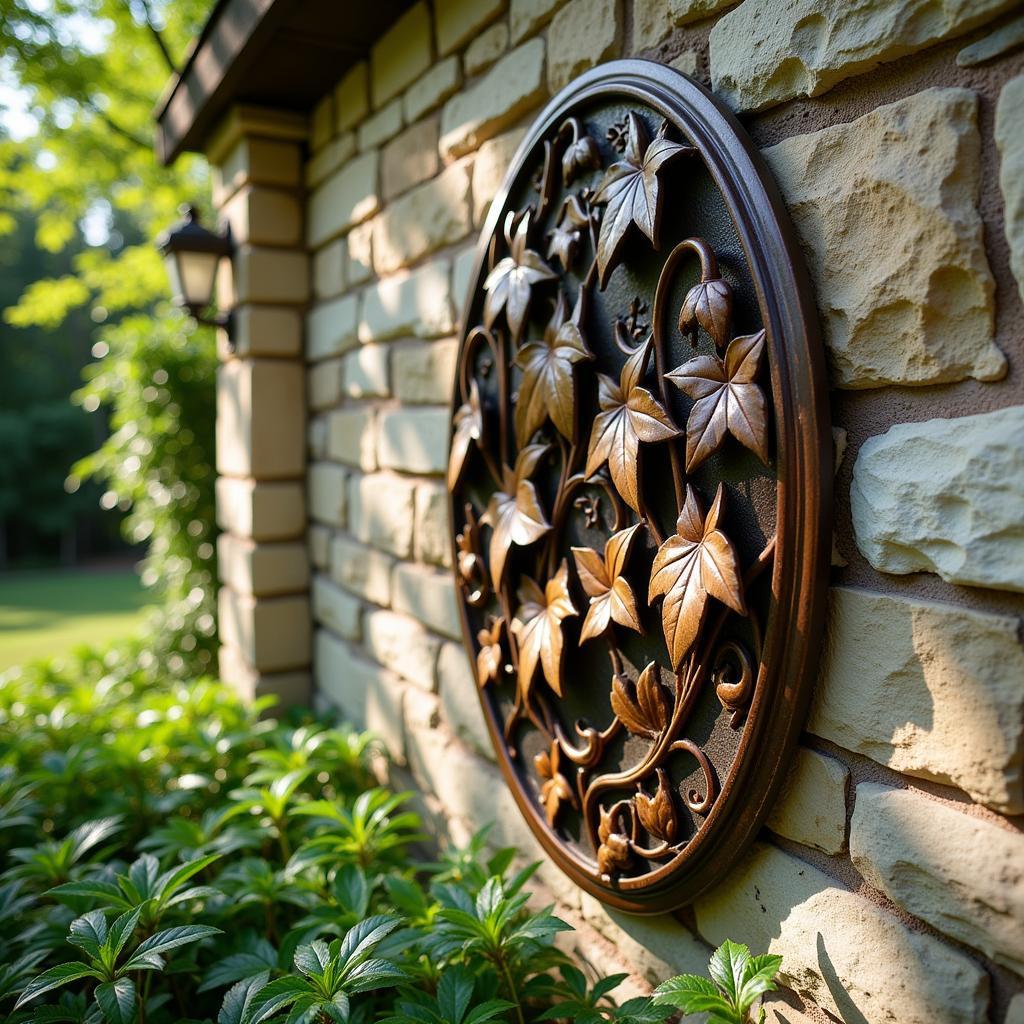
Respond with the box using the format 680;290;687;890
447;60;831;912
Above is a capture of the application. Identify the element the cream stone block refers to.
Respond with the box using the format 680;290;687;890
213;137;301;206
307;358;343;411
633;0;739;49
808;587;1024;813
436;0;505;55
216;360;304;480
996;74;1024;305
312;574;361;641
710;0;1017;112
349;472;417;558
307;294;359;361
230;246;309;305
216;477;305;541
221;185;301;247
415;480;453;568
219;643;311;708
231;306;302;358
851;406;1024;592
465;22;509;75
377;407;450;475
305;132;357;190
308;524;330;570
219;586;311;672
696;844;988;1024
371;2;432;107
312;238;346;300
217;534;309;597
365;609;440;691
437;640;493;758
850;784;1024;973
358;98;403;152
346;221;374;286
392;562;461;640
403;57;463;124
472;128;525;226
329;534;394;606
382;117;440;202
358;259;454;342
547;0;622;94
326;408;377;471
510;0;566;42
763;89;1003;389
308;416;327;459
335;62;369;132
452;245;477;316
1007;994;1024;1024
392;339;458;406
343;345;390;399
765;748;848;854
308;151;380;247
373;161;473;275
440;38;546;159
310;93;334;151
307;462;347;527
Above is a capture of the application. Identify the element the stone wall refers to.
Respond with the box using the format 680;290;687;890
210;2;1024;1021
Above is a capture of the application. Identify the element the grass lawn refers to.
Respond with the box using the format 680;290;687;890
0;566;152;671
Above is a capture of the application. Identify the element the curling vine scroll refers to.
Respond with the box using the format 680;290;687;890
447;61;831;911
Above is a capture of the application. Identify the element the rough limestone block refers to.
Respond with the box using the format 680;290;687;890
219;587;311;673
436;0;506;56
343;346;390;399
357;98;403;152
307;294;359;361
547;0;622;94
851;406;1024;592
329;534;394;606
403;57;463;124
377;408;450;475
710;0;1017;113
996;74;1024;305
312;239;346;300
307;462;347;527
347;221;374;286
465;22;509;75
307;359;343;412
437;641;493;758
230;306;302;359
510;0;566;42
221;186;301;247
349;473;417;559
216;477;305;541
415;480;453;568
326;408;377;472
308;151;380;247
452;246;478;317
696;843;989;1024
392;563;462;640
312;574;361;641
371;2;432;107
382;117;440;202
373;161;473;274
633;0;739;50
305;133;357;190
229;246;309;305
472;128;526;226
392;339;458;406
310;93;334;151
216;360;305;480
358;259;454;342
1007;994;1024;1024
850;784;1024;974
308;524;330;570
308;416;327;459
807;587;1024;813
440;38;546;159
763;89;1003;389
335;63;369;133
365;609;440;691
765;748;848;854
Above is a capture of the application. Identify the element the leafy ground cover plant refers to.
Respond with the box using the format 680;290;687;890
0;651;782;1023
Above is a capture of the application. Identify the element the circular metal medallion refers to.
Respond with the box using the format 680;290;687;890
446;60;831;911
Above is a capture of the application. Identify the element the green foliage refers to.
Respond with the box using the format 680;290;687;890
653;939;784;1024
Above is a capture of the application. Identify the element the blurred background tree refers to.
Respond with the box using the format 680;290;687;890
0;0;219;677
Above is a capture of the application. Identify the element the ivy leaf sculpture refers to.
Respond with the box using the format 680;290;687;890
547;194;590;271
666;330;768;471
584;336;679;513
635;769;678;843
562;132;600;184
483;210;557;341
596;804;632;878
510;560;578;700
592;112;693;286
476;617;506;688
514;290;593;445
648;484;746;671
609;663;671;739
678;277;733;349
448;379;484;489
534;742;573;825
571;523;644;643
480;444;551;591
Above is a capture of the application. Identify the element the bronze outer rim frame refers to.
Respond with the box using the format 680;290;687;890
447;58;832;913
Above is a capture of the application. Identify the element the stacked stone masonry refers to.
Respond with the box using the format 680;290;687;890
204;0;1024;1020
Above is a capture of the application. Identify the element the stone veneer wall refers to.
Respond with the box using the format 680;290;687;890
208;2;1024;1022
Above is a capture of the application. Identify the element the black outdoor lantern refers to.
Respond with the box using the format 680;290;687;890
158;204;234;340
